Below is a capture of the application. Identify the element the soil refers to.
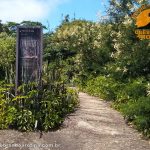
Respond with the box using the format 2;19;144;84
0;92;149;150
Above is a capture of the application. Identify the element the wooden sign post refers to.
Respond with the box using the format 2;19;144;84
16;26;42;93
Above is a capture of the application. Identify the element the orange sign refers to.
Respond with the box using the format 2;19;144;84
136;9;150;28
132;4;150;39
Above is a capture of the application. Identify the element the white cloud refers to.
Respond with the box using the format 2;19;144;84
0;0;67;23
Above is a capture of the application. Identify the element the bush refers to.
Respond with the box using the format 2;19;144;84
114;78;147;109
85;76;120;101
0;82;79;131
120;96;150;137
0;83;16;129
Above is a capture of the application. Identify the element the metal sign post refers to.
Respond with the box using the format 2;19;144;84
16;26;42;94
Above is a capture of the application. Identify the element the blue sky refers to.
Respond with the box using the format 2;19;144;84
42;0;108;30
0;0;108;30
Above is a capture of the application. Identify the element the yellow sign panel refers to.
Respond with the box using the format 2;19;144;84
136;9;150;28
132;4;150;39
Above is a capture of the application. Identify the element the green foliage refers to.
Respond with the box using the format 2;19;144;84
20;21;47;29
120;97;150;137
0;82;78;131
0;85;16;129
85;76;120;101
14;109;35;131
0;32;15;82
66;88;79;112
39;87;78;131
114;78;147;106
44;20;114;84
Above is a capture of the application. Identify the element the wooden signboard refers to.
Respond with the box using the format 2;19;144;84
16;26;42;91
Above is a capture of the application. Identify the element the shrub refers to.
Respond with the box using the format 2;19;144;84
120;96;150;137
0;82;79;131
0;85;16;129
85;76;120;101
114;78;147;109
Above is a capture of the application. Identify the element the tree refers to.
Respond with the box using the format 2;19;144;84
107;0;149;24
0;32;16;82
20;21;47;29
105;0;150;79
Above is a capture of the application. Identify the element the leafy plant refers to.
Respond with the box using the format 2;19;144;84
0;85;16;129
120;97;150;137
85;76;120;101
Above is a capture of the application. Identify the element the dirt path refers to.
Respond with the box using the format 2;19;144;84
0;92;150;150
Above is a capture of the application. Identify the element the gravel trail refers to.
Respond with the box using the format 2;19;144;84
0;92;149;150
